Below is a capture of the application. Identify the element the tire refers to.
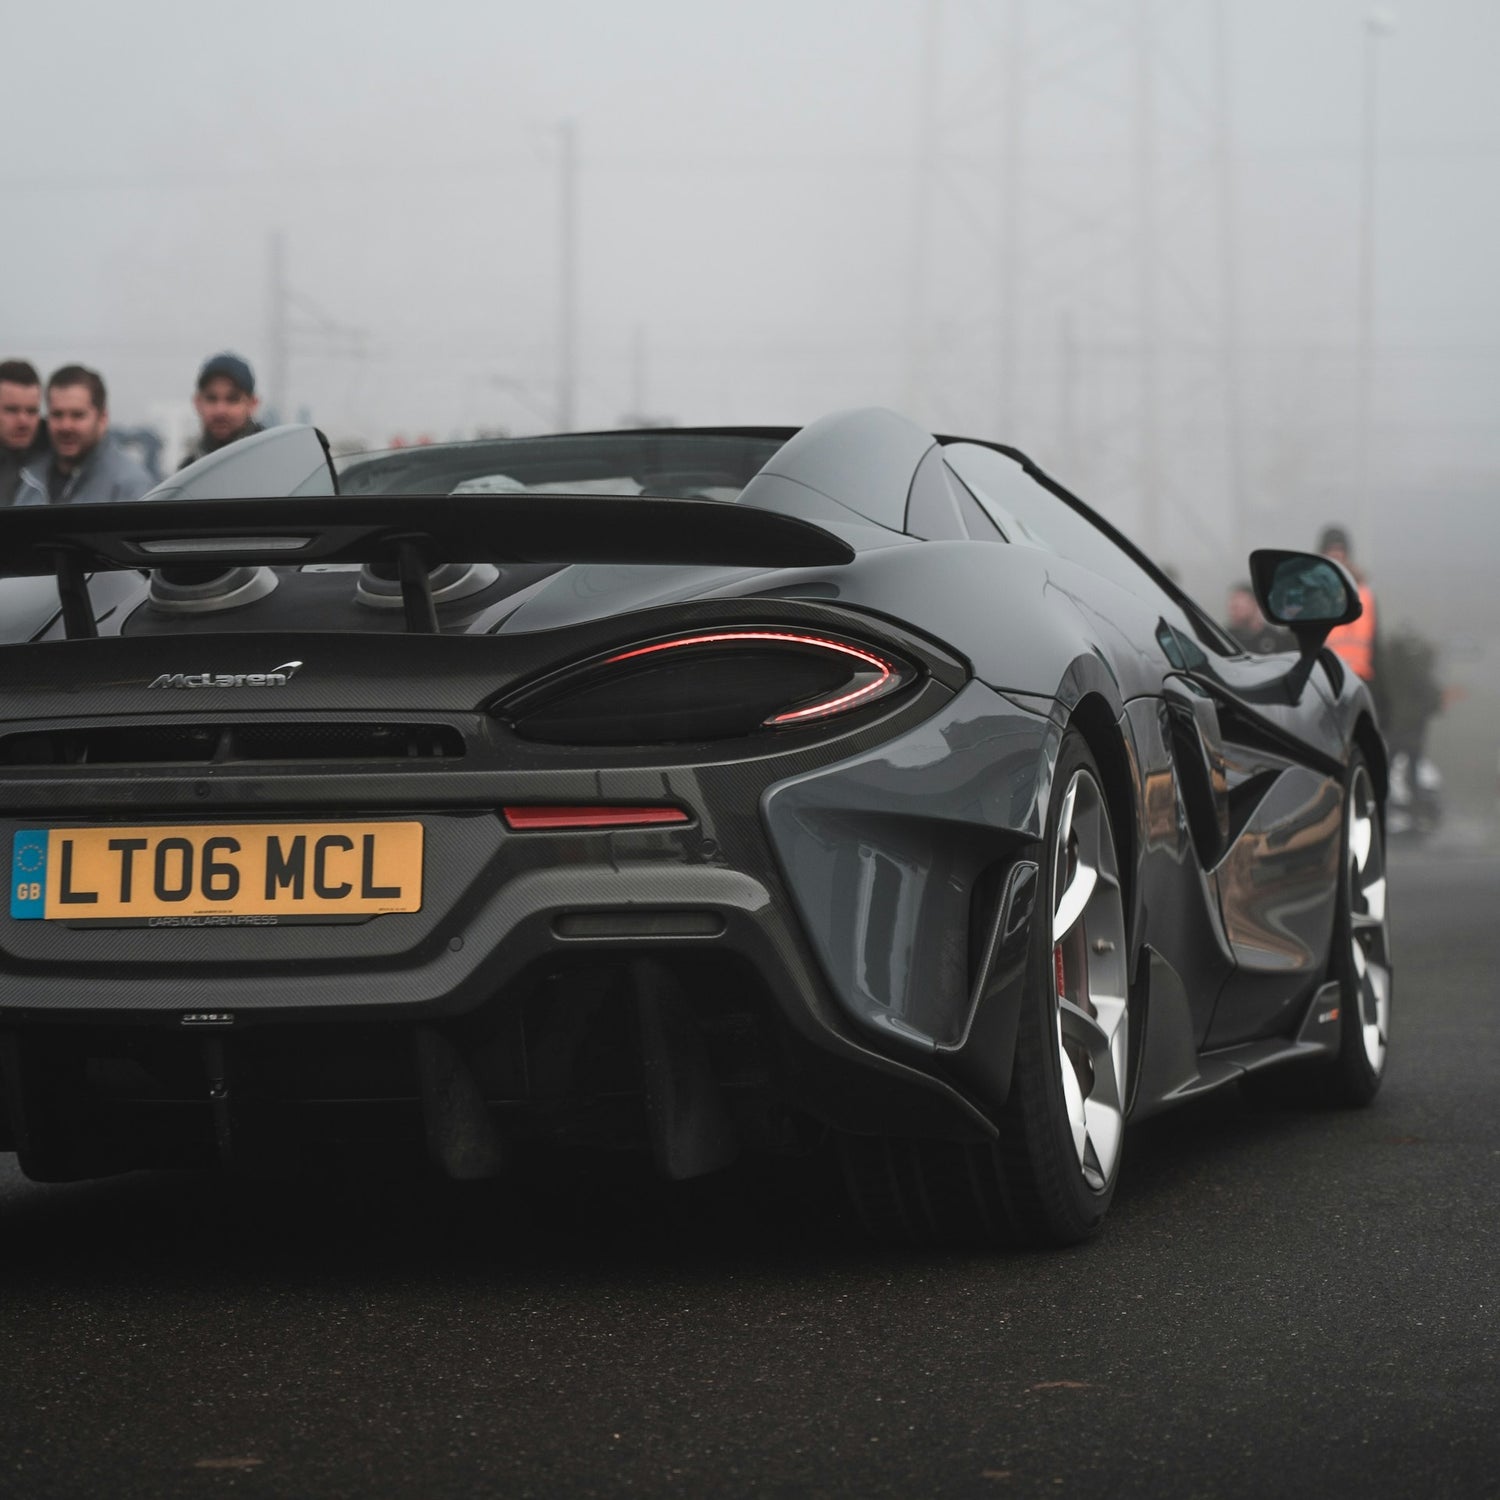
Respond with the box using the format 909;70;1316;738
1328;752;1392;1105
838;729;1130;1248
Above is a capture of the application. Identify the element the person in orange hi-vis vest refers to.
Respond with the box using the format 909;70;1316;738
1317;524;1379;687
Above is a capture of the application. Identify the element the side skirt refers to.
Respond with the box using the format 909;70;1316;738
1131;951;1341;1120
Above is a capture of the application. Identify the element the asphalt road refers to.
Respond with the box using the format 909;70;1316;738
2;832;1497;1500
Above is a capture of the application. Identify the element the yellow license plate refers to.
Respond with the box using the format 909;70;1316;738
10;822;423;920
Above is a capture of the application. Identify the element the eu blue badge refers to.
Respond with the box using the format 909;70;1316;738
11;830;49;919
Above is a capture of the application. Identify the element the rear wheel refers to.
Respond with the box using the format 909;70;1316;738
838;730;1130;1247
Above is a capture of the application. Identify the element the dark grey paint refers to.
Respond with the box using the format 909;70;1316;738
1205;768;1343;1048
0;407;1382;1165
750;407;936;533
762;681;1054;1053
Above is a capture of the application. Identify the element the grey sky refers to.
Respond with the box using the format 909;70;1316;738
6;2;1499;595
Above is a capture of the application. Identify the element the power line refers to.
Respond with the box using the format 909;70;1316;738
6;137;1500;196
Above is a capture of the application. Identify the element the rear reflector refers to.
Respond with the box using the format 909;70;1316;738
553;910;723;939
502;805;690;831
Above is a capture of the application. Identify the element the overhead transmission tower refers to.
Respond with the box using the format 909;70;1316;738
905;0;1247;575
265;230;369;425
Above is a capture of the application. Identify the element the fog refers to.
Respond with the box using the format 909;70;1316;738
7;0;1499;815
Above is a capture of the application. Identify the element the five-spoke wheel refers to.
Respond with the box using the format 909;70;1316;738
1333;754;1392;1103
1049;761;1129;1194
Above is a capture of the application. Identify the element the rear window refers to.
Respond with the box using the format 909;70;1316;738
337;433;787;504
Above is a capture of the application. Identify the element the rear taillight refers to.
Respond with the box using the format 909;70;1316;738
499;628;914;746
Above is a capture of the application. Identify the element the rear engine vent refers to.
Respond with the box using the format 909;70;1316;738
148;565;279;613
356;562;500;610
0;722;465;767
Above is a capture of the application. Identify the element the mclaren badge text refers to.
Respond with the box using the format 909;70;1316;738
148;660;303;689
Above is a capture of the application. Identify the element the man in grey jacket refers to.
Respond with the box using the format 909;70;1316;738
0;359;48;505
14;365;154;506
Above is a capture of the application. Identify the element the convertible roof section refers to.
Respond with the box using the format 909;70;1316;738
338;428;797;498
143;422;342;502
0;490;855;639
745;408;937;533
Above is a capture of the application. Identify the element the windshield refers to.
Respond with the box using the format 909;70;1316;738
336;431;788;503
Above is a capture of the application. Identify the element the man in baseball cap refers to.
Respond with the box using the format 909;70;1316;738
178;352;263;470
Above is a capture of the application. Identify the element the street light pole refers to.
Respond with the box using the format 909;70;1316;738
1354;8;1395;559
557;119;578;433
904;0;942;425
267;230;288;426
1133;0;1162;559
1214;0;1249;566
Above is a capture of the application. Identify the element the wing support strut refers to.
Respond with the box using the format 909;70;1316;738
397;542;439;634
53;551;98;641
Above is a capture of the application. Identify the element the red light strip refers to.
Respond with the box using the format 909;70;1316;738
604;629;887;671
601;630;897;725
503;805;690;831
766;679;885;723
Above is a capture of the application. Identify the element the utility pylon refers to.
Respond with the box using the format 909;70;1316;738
264;231;367;424
902;0;1249;580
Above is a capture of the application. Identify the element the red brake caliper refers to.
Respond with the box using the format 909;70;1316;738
1054;942;1067;1001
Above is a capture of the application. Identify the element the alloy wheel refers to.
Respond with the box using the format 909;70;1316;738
1050;768;1129;1193
1346;764;1392;1075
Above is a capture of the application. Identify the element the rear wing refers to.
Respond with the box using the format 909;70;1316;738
0;439;854;639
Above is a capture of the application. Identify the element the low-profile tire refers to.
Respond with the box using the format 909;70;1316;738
837;729;1130;1248
1328;751;1392;1106
990;730;1129;1244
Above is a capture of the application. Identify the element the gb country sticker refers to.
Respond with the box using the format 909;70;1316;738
11;830;49;918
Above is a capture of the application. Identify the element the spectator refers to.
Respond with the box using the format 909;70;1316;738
1381;624;1447;832
1225;580;1292;654
178;352;262;469
14;366;154;506
0;359;48;505
1382;625;1444;768
1317;524;1379;692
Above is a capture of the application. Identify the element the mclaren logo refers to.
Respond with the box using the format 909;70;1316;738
148;661;303;690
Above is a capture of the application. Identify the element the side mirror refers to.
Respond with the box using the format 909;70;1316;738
1249;548;1361;656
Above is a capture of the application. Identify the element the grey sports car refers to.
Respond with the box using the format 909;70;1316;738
0;409;1389;1245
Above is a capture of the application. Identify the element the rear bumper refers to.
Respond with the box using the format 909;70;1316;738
0;680;1055;1176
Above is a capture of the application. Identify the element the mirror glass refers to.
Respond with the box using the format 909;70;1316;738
1265;555;1353;625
